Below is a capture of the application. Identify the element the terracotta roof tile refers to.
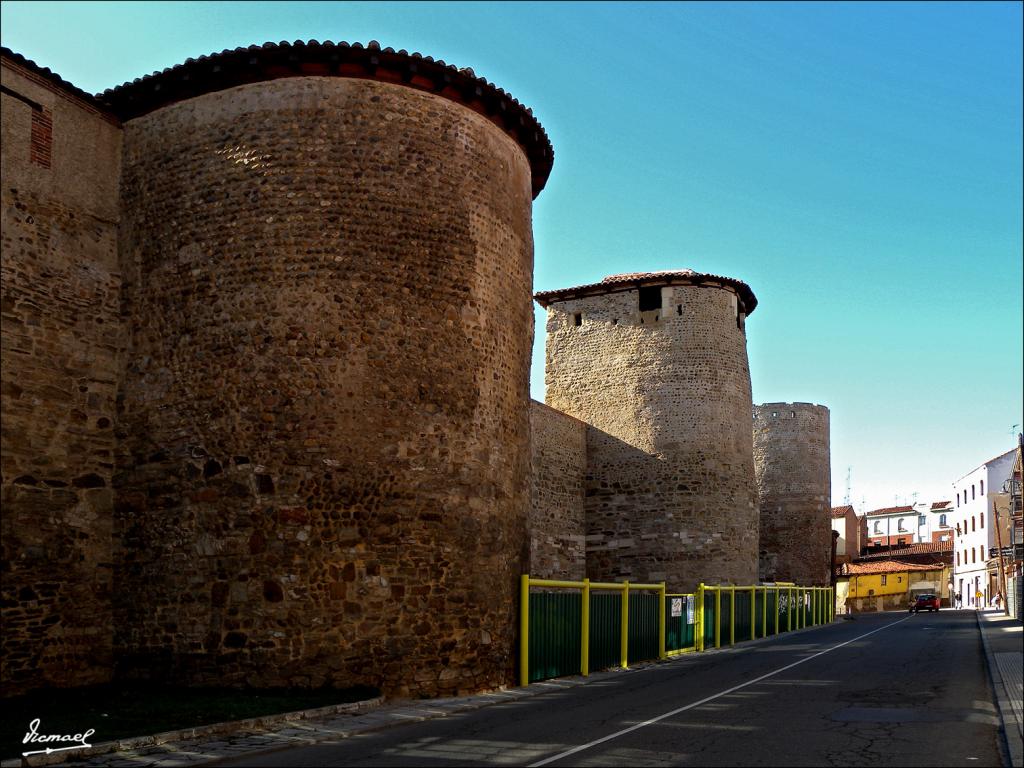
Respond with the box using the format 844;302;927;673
930;500;952;510
858;541;953;559
534;270;757;313
94;40;553;198
1;46;107;112
865;505;915;517
839;559;945;576
831;505;855;519
3;41;554;198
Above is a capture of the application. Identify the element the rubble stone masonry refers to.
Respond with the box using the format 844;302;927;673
542;281;759;591
753;403;831;585
1;59;123;695
529;400;586;580
113;76;536;696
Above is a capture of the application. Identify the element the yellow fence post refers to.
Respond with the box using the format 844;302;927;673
788;587;793;632
658;582;667;660
729;587;736;646
620;581;630;669
520;574;530;687
696;583;705;653
750;586;756;641
761;586;768;638
581;578;590;676
715;587;722;649
774;587;779;634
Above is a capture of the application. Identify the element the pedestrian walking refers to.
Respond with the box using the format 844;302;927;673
975;589;983;608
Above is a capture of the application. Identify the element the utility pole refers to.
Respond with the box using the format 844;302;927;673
993;495;1009;616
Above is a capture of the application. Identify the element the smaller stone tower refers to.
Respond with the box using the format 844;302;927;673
536;270;759;591
753;403;831;585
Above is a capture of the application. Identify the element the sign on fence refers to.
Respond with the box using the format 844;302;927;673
686;598;695;624
671;598;683;617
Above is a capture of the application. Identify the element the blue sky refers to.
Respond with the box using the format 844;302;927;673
3;1;1021;510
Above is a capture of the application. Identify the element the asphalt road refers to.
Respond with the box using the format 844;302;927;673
219;610;1005;767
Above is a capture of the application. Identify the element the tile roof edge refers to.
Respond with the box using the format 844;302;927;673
534;270;757;313
93;40;553;198
1;46;113;116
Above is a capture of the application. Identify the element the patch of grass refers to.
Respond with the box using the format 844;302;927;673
1;683;379;759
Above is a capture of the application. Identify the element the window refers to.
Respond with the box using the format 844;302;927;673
918;515;926;526
980;480;984;495
573;313;582;327
957;551;960;566
980;512;984;528
881;575;888;586
638;286;661;312
971;548;976;563
957;494;961;507
873;521;882;534
898;519;907;532
940;513;947;526
971;516;976;532
972;484;976;500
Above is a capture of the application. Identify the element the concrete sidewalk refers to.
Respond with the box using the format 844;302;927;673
976;608;1024;767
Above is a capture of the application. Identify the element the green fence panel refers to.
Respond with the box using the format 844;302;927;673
778;590;791;632
754;591;765;638
734;590;751;642
719;592;733;645
766;590;778;636
628;592;659;664
665;596;695;652
703;591;717;646
527;591;582;682
589;592;621;672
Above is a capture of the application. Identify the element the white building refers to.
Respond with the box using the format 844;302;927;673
914;500;954;545
951;448;1015;607
865;505;920;546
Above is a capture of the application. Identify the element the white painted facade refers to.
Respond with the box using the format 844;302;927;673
951;448;1015;607
865;507;919;544
913;500;954;545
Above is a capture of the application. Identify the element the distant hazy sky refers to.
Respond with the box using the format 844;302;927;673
3;1;1021;511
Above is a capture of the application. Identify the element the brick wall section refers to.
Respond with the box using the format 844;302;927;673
543;283;758;591
113;77;535;697
1;60;123;695
753;403;831;585
529;400;586;580
29;108;52;168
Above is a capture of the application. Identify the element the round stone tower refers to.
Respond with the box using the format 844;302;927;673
752;403;831;586
535;270;759;590
108;41;552;697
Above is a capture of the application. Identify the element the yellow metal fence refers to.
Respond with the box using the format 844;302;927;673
520;575;835;686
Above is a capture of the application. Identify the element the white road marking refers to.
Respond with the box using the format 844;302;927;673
528;615;913;767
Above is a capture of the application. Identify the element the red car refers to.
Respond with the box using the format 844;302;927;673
910;594;941;613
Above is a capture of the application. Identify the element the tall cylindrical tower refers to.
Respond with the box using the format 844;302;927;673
109;41;552;697
536;270;759;590
752;403;831;585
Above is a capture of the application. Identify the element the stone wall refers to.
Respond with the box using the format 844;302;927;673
753;403;831;586
113;76;535;697
529;400;586;580
1;59;123;695
543;281;758;591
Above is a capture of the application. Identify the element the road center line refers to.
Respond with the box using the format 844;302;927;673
528;615;913;767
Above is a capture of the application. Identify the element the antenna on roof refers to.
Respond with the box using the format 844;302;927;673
844;466;852;506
